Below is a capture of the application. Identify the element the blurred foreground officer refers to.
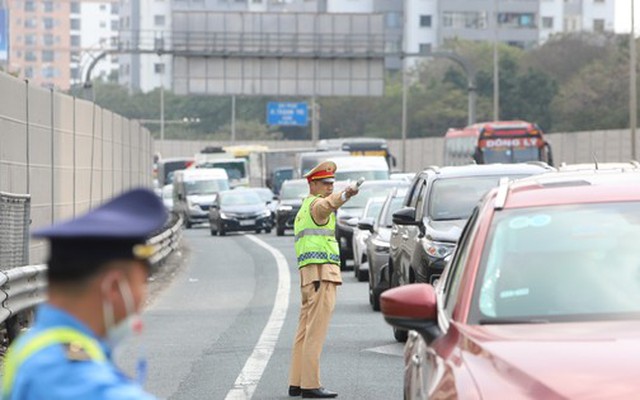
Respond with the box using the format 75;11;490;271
288;161;359;399
2;188;167;400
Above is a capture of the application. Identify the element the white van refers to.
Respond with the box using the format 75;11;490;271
329;156;390;182
173;168;230;228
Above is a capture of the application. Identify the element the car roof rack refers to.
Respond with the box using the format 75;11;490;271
424;165;440;174
493;177;510;210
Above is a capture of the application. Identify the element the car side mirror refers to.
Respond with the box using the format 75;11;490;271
211;204;218;209
392;207;418;226
357;218;374;233
381;283;441;344
177;193;184;201
346;217;359;227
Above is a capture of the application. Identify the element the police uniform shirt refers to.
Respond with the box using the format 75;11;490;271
7;304;156;400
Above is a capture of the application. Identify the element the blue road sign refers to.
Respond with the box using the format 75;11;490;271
0;9;7;61
267;102;309;126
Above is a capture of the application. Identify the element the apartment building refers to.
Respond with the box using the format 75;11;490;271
3;0;118;91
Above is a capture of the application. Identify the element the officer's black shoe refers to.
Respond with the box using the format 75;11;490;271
289;386;302;397
301;387;338;398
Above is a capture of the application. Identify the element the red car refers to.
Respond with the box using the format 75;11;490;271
381;169;640;399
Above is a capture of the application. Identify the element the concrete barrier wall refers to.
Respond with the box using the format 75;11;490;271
0;73;153;264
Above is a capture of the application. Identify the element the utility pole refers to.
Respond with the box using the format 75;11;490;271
632;0;638;159
401;61;408;172
493;0;500;121
231;95;236;143
311;96;320;145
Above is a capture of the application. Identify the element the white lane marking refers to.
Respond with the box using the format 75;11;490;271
225;235;291;400
363;343;404;357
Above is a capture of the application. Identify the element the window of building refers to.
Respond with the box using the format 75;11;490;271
71;19;81;30
43;18;56;30
70;51;80;62
25;35;37;46
70;35;81;47
154;15;166;27
442;11;488;29
42;66;59;78
15;51;22;58
71;68;80;80
70;2;80;13
24;18;37;28
111;20;119;30
100;21;107;28
111;4;119;14
154;63;165;74
25;67;35;79
594;0;605;3
43;1;54;12
24;1;35;12
542;17;553;29
25;51;37;61
43;34;54;46
385;12;400;28
41;50;54;62
419;43;432;54
497;13;536;29
593;18;605;32
420;15;432;28
100;4;106;11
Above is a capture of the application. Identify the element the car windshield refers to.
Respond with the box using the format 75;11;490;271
335;170;390;182
200;162;246;180
185;179;229;195
281;182;309;200
364;199;385;219
482;147;540;163
220;191;262;206
253;188;274;202
381;196;405;227
428;175;524;221
475;202;640;322
344;182;403;209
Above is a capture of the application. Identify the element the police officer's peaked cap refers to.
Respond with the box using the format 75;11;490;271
304;161;337;183
33;188;168;280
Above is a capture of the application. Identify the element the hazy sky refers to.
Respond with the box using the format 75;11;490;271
616;0;639;33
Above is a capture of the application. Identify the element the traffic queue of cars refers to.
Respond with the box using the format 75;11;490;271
379;163;640;399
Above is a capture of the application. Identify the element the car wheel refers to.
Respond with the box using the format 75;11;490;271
255;229;261;234
210;227;217;236
276;225;285;236
219;225;226;236
393;327;408;343
265;228;272;234
184;217;192;229
371;288;381;311
339;251;348;271
357;267;368;283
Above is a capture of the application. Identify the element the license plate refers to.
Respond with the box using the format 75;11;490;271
239;219;255;226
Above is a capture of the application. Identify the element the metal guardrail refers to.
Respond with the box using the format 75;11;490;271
0;212;183;336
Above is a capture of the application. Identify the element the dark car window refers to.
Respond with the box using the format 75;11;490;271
472;201;640;323
253;188;274;202
381;196;406;228
443;207;480;317
281;182;309;200
405;176;425;208
220;191;262;206
427;175;525;221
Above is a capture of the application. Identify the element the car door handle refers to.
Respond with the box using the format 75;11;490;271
411;354;421;366
401;234;409;241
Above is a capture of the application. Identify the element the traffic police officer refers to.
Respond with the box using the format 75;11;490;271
288;161;359;399
2;188;167;400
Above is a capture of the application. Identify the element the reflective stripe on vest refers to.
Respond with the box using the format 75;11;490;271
294;195;339;268
294;228;334;242
2;327;106;398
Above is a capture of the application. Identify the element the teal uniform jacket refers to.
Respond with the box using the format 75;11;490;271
4;304;156;400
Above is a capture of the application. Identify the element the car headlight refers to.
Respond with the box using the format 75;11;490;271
188;200;200;211
259;210;271;218
220;212;230;219
422;239;455;259
371;237;390;253
278;205;293;212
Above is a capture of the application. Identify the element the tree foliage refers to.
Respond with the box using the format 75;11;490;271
79;32;635;140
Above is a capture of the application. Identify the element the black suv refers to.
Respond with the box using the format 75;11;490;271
274;179;308;236
389;163;553;288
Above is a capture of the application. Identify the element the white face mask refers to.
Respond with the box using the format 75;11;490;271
102;277;143;347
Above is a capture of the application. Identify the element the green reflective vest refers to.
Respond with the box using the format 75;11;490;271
294;195;340;268
2;327;106;398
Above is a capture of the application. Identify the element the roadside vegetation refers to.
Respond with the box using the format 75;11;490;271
81;32;635;141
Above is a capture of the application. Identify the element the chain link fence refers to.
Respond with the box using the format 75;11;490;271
0;193;30;270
